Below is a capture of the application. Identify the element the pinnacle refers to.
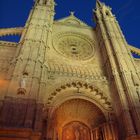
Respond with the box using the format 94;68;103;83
96;0;103;8
70;11;75;16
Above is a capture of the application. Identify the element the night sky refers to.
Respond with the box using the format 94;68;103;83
0;0;140;50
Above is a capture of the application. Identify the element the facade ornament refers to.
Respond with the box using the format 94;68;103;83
70;11;75;16
17;73;28;95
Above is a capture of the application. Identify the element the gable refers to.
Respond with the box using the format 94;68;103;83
54;12;90;27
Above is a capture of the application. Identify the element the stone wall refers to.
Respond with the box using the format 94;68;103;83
0;96;44;132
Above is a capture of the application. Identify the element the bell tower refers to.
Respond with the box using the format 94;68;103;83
7;0;55;100
94;0;140;139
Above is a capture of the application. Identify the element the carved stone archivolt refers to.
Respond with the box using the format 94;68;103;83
47;81;112;111
53;32;95;60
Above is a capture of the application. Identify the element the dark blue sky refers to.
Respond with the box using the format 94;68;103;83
0;0;140;49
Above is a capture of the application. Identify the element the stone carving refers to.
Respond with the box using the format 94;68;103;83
45;62;106;81
62;122;91;140
47;81;112;110
53;32;95;60
17;74;27;95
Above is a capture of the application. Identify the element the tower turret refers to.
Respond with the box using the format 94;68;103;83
94;0;140;138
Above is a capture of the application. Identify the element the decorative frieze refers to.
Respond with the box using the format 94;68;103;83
46;62;106;81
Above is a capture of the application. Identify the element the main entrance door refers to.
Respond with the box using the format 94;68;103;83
62;121;91;140
49;99;106;140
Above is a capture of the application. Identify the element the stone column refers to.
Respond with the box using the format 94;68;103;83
102;122;118;140
92;128;100;140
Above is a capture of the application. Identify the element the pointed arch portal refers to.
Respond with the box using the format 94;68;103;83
46;98;118;140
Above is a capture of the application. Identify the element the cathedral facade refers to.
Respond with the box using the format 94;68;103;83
0;0;140;140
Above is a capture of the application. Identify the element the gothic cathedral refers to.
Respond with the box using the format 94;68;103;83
0;0;140;140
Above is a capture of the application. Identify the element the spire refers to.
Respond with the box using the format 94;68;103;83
96;0;103;8
34;0;54;5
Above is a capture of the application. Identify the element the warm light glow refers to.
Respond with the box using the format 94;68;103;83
0;79;8;87
62;121;91;140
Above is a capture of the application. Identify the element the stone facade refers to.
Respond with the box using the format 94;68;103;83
0;0;140;140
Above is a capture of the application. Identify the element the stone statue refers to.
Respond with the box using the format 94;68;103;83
75;129;80;140
19;77;26;89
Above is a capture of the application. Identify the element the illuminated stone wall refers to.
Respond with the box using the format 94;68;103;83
0;0;140;140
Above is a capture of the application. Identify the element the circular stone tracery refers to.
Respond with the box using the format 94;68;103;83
53;32;95;60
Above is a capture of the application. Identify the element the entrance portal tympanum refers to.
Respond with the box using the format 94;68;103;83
48;99;107;140
47;99;118;140
62;121;91;140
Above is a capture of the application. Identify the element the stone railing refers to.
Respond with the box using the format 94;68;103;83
0;27;23;36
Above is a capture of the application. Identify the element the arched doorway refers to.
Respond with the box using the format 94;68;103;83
45;82;118;140
47;99;108;140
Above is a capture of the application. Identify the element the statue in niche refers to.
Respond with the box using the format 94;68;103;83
17;74;27;95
